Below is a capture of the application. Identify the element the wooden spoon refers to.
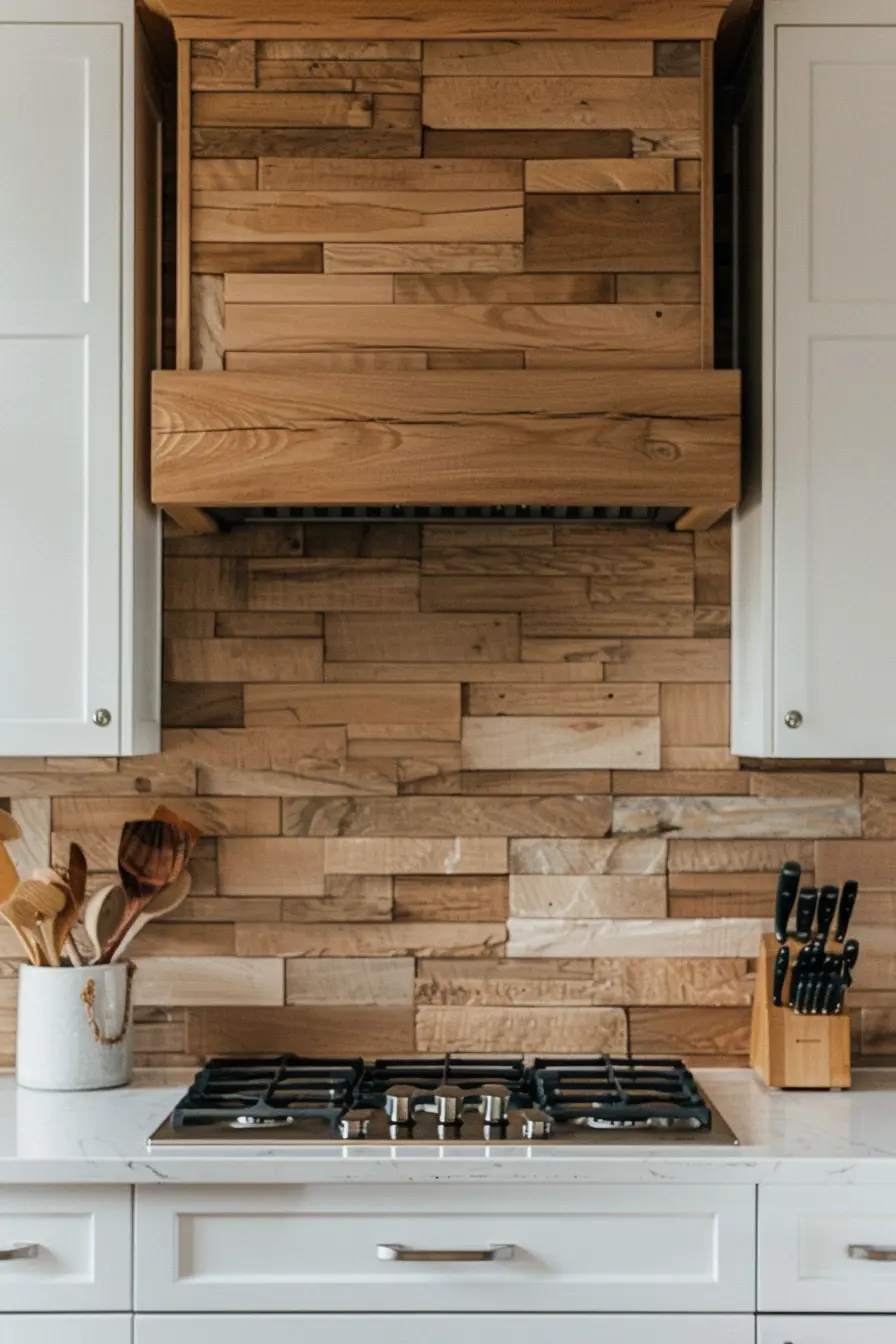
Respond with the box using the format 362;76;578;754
106;871;192;963
49;844;89;964
1;881;65;966
110;820;187;953
82;883;127;964
152;805;201;857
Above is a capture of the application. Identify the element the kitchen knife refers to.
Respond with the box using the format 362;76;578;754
772;945;790;1007
795;887;818;942
812;956;837;1014
816;885;839;942
789;945;811;1007
774;861;802;943
834;940;860;1014
834;880;859;944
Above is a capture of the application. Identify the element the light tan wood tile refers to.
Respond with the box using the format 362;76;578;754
286;956;414;1005
258;41;422;60
218;838;325;895
660;683;729;745
324;242;524;272
749;771;860;798
507;917;768;958
466;684;658;717
613;769;750;795
815;839;896;888
394;876;508;922
324;836;507;875
615;795;861;840
225;272;394;303
510;874;667;918
163;725;344;767
193;91;374;128
0;761;198;798
247;558;420;612
325;661;604;683
283;875;393;921
402;769;612;797
669;839;817;872
509;836;667;875
632;129;703;156
260;157;521;191
192;159;259;190
462;715;660;770
863;777;896;838
237;921;507;957
245;683;460;739
187;1006;415;1056
285;795;610;838
416;1005;627;1053
132;957;284;1006
51;797;279;836
191;39;257;90
629;1006;750;1056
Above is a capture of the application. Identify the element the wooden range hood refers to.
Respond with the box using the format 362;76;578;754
151;0;742;530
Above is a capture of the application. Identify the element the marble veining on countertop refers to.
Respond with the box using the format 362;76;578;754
3;1070;896;1183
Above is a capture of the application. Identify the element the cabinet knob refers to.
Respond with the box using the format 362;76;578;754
784;710;803;729
92;708;112;728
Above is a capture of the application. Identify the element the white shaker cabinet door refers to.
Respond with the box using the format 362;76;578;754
0;23;124;754
770;25;896;756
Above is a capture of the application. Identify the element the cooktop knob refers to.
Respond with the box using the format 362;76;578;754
434;1084;465;1125
384;1084;419;1124
518;1108;553;1140
479;1083;510;1124
339;1109;373;1139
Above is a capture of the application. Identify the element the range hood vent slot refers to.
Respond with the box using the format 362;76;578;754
214;505;685;526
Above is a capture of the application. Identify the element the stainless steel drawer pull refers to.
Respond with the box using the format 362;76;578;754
378;1243;515;1263
849;1245;896;1262
0;1244;39;1262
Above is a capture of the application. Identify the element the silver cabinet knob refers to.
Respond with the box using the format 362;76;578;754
92;708;112;727
784;710;803;729
0;1243;39;1261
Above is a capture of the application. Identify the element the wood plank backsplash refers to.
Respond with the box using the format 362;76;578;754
185;36;712;373
2;520;894;1075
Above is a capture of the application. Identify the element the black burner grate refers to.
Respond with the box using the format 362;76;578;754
532;1056;711;1129
171;1055;363;1133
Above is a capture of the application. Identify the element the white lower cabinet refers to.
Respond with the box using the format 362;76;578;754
135;1183;756;1314
0;1185;132;1312
135;1315;756;1344
760;1185;896;1312
759;1320;896;1344
10;1318;131;1344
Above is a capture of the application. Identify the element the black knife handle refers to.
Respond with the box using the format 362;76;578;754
774;861;802;943
772;945;789;1007
835;880;859;943
816;886;839;941
795;888;818;942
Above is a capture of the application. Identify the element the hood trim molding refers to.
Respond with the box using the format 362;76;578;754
152;367;740;520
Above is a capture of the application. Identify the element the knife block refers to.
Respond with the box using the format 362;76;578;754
749;933;851;1089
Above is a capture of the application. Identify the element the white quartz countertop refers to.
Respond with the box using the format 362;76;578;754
3;1069;896;1184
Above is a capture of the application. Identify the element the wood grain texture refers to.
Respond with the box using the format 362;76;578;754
194;126;422;156
151;369;740;507
194;190;523;243
524;158;675;192
462;715;660;770
192;157;258;189
193;241;323;272
160;2;737;42
525;194;700;272
260;156;522;190
423;77;700;129
424;128;633;158
423;40;653;76
416;1004;627;1052
193;90;374;127
225;272;394;302
177;40;193;369
191;38;257;89
324;242;523;271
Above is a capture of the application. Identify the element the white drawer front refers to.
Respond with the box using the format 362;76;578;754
135;1184;756;1314
760;1318;896;1344
0;1186;131;1312
760;1185;896;1312
10;1317;131;1344
137;1314;756;1344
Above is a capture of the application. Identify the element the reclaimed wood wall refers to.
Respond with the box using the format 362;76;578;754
184;36;714;373
1;519;895;1074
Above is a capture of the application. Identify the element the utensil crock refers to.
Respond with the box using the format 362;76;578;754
16;963;135;1091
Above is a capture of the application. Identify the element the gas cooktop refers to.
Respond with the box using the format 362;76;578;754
148;1054;738;1147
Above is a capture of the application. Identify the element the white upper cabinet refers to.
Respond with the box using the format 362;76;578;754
0;1;161;756
732;1;896;757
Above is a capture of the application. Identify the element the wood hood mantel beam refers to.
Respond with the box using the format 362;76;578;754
153;1;740;40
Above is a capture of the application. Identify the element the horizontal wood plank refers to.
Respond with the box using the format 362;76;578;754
194;189;524;243
324;241;523;271
193;90;374;127
525;158;675;192
224;272;394;302
422;40;653;76
260;155;522;190
394;272;615;303
462;715;660;770
423;76;700;130
525;194;700;271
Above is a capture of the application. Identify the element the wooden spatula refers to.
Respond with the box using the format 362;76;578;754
82;883;127;965
0;809;21;843
49;844;89;964
0;881;66;966
106;871;192;963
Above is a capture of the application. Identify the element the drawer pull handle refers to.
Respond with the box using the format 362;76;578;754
0;1244;39;1262
849;1245;896;1262
378;1243;515;1263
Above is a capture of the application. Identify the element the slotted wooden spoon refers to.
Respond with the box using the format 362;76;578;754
0;881;66;966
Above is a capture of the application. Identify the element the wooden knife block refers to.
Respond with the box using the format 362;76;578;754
749;933;851;1089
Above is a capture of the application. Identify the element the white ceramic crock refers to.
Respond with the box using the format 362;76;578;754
16;963;135;1091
